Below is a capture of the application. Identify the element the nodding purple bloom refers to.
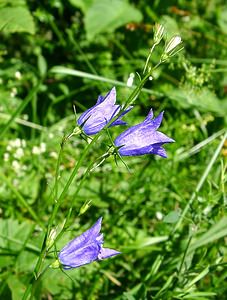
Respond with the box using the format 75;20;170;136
114;109;174;158
77;87;132;135
58;217;120;269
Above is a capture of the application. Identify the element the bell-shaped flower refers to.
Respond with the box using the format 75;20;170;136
77;87;132;135
114;109;174;157
58;217;120;269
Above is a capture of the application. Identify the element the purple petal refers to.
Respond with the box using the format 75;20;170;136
59;242;101;269
118;143;168;157
98;247;121;260
144;108;153;121
96;95;104;104
150;111;164;129
102;87;116;106
59;217;102;257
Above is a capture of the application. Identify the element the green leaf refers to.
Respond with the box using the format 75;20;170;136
69;0;94;13
166;86;224;115
163;211;180;224
0;6;35;34
7;275;26;300
189;217;227;252
85;0;143;40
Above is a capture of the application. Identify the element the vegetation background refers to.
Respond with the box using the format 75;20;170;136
0;0;226;299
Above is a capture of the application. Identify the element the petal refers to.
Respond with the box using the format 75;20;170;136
144;108;153;122
99;87;116;106
59;217;102;256
77;87;116;128
150;111;164;129
98;247;121;260
96;95;104;104
110;105;133;127
118;143;168;157
152;131;175;144
59;242;101;269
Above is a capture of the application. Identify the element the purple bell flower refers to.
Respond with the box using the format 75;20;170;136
114;109;174;157
77;87;132;135
58;217;120;269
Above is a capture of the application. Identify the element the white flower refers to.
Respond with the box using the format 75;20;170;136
10;87;17;98
156;211;163;220
14;148;24;159
12;160;21;172
4;153;10;161
15;71;22;80
50;151;58;159
40;142;46;153
32;146;41;155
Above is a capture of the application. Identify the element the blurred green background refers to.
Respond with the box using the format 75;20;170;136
0;0;227;299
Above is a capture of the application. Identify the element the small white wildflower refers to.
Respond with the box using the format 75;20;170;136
15;71;22;80
50;151;58;159
32;146;41;155
149;76;153;81
4;153;10;161
14;148;24;159
10;87;17;98
12;160;21;171
203;205;212;215
6;145;12;152
165;36;182;54
126;73;135;87
48;133;54;139
12;138;22;148
156;211;163;220
40;142;46;153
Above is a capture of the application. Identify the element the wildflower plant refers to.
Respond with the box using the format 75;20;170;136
20;24;183;299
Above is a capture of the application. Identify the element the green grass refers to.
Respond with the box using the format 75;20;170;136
0;0;227;299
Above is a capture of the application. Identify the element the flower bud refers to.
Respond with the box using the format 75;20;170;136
165;35;182;54
154;24;165;45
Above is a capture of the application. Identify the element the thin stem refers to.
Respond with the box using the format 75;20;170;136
173;130;227;233
143;44;156;74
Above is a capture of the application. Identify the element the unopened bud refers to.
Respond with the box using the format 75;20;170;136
165;35;182;54
126;73;135;87
46;228;57;250
154;24;165;44
79;200;92;216
161;35;183;62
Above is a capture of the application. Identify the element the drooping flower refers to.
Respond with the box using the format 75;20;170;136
77;87;132;135
114;109;174;157
58;217;120;269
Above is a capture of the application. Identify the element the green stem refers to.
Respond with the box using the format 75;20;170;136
173;130;227;233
